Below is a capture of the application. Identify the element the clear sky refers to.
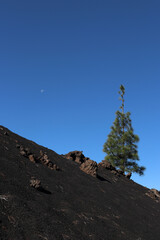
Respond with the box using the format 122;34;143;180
0;0;160;189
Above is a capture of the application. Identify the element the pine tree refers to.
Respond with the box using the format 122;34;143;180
103;85;145;175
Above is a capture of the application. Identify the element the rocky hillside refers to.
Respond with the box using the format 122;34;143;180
0;126;160;240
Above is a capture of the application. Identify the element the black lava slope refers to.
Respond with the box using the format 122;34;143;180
0;126;160;240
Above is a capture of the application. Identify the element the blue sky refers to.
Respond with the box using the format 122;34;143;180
0;0;160;189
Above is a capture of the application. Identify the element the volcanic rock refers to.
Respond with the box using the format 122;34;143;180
151;188;160;197
20;149;27;156
98;160;115;170
30;178;41;189
38;151;60;170
146;188;160;202
28;154;36;163
62;150;90;164
80;159;98;177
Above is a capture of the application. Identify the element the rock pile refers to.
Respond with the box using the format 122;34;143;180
17;145;60;171
62;151;97;177
38;150;60;170
63;151;132;179
62;151;90;164
98;160;132;179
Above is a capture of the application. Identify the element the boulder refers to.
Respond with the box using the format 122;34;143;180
63;151;85;163
28;154;35;163
29;178;51;194
30;179;41;189
62;151;88;164
80;159;98;177
98;160;115;170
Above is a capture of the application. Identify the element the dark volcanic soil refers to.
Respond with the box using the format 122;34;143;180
0;126;160;240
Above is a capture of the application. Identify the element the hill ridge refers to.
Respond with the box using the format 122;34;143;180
0;126;160;240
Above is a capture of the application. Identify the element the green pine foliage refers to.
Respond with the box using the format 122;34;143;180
103;85;145;175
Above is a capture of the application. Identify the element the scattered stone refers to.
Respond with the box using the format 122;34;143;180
51;164;60;171
4;132;8;136
43;154;49;161
25;147;31;155
42;154;50;165
80;159;98;177
30;178;51;194
39;153;50;164
18;146;60;170
44;159;50;165
47;162;60;170
28;154;35;163
19;145;32;159
30;179;41;189
0;194;10;201
20;145;24;151
20;150;27;157
38;151;60;170
40;150;43;156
